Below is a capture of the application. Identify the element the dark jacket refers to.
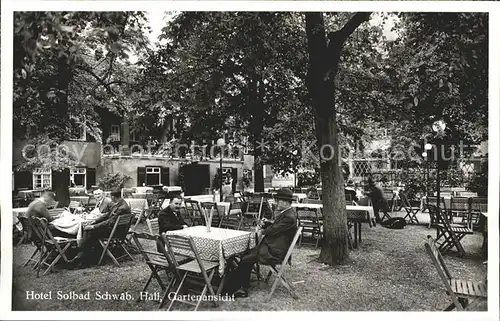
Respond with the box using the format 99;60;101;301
257;207;297;265
26;199;54;222
95;197;114;214
158;206;186;234
345;188;359;202
367;186;390;210
91;198;131;230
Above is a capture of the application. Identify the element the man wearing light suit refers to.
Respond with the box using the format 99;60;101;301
92;189;114;215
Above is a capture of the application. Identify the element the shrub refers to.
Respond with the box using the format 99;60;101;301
98;172;132;191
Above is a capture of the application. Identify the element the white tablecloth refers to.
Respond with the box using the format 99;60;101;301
292;203;375;224
50;211;101;245
187;195;217;203
166;226;255;274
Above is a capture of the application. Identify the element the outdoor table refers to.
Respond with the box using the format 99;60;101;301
292;203;375;247
186;195;217;203
124;198;149;211
420;196;452;212
50;211;101;245
166;226;256;275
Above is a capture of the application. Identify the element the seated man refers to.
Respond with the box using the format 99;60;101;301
72;188;131;265
228;188;297;298
26;191;56;222
90;189;113;216
158;197;188;234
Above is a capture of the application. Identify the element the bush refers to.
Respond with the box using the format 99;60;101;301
468;161;488;196
297;170;320;188
98;173;132;191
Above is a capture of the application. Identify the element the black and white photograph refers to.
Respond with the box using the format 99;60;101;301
1;0;498;318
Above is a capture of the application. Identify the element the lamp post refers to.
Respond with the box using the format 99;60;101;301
423;143;432;197
217;137;225;202
431;120;446;211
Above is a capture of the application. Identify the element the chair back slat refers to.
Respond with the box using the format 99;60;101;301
219;214;242;230
132;232;169;265
201;202;222;227
184;200;205;225
424;235;464;311
279;226;303;266
471;197;487;212
147;218;159;235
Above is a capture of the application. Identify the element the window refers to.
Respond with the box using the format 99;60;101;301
110;124;120;141
33;168;52;190
70;167;87;188
146;167;161;185
130;130;137;142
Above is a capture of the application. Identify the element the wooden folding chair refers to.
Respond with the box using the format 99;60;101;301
426;196;446;227
219;214;243;230
424;235;487;310
30;217;78;276
432;205;473;257
126;208;146;249
345;193;354;206
470;197;487;228
296;207;322;247
241;197;263;231
131;232;184;309
20;216;44;266
264;226;303;300
163;234;220;311
147;218;160;235
200;202;223;227
97;213;134;266
400;191;420;224
449;197;471;225
184;200;205;226
145;207;161;220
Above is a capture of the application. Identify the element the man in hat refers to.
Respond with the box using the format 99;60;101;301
229;187;298;298
72;188;131;265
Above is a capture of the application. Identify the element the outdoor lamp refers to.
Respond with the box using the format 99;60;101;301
432;120;446;133
424;143;432;151
421;152;427;157
217;138;225;202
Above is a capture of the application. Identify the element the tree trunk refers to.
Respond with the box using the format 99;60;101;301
51;57;72;204
250;72;265;193
305;12;371;265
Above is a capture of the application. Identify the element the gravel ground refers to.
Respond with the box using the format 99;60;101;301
11;211;488;311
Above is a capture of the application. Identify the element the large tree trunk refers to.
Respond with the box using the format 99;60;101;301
305;12;371;265
250;72;266;193
52;57;72;205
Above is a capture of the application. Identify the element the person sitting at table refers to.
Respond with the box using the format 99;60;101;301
158;197;188;234
366;178;390;223
90;189;113;215
228;187;298;298
71;188;131;265
26;191;56;222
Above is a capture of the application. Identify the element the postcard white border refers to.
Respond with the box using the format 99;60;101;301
1;1;499;320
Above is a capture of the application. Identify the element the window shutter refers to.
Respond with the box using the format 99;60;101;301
231;168;238;193
137;167;146;186
86;167;96;188
14;171;32;190
161;167;170;186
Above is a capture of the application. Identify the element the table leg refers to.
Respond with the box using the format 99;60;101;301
357;222;361;244
353;224;358;249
